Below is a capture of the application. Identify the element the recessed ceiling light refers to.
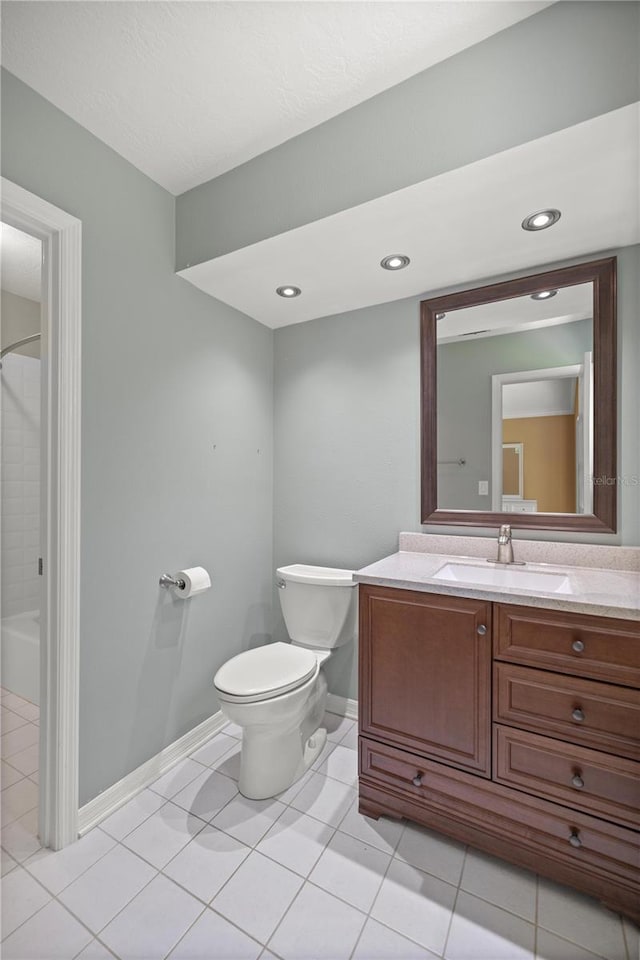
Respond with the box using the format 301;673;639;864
521;209;561;231
380;254;410;271
276;285;301;298
530;290;558;301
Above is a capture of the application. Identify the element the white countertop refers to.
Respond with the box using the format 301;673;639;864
355;550;640;621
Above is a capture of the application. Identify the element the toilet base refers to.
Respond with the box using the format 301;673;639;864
236;671;328;800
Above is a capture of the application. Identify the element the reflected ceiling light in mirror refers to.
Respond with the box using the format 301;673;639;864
521;208;561;231
436;313;446;320
530;290;558;301
380;254;410;270
276;285;301;298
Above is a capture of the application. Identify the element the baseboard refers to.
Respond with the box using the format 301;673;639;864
78;710;227;836
326;693;358;721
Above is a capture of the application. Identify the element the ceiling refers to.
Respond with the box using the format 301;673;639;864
179;104;640;328
0;223;42;302
1;1;550;195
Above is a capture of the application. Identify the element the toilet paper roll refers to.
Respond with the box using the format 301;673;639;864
175;567;211;598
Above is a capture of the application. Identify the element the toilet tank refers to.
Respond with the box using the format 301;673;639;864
277;564;357;649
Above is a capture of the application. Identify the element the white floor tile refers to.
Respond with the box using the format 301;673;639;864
371;859;456;956
212;851;303;944
172;767;238;822
5;744;39;777
623;918;639;960
460;849;537;921
537;879;627;960
149;758;207;800
0;865;51;938
164;823;251;903
268;882;366;960
1;693;31;714
536;929;608;960
1;899;92;959
1;777;38;826
213;743;242;781
122;800;207;869
75;939;118;959
2;848;18;877
59;844;156;934
274;766;314;805
28;772;38;786
10;701;39;723
395;822;466;886
324;714;355;743
99;788;166;841
311;738;338;771
309;830;391;912
24;827;115;895
222;721;243;739
1;723;39;759
339;725;358;751
189;733;237;767
337;798;404;855
0;808;42;862
100;873;203;960
289;772;356;827
317;744;358;785
2;760;26;789
212;794;287;847
445;891;535;959
1;708;29;734
256;806;334;877
168;907;262;960
353;917;440;960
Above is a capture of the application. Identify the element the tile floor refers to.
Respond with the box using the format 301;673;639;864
1;694;638;960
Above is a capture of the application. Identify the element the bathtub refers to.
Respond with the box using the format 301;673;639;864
1;610;40;705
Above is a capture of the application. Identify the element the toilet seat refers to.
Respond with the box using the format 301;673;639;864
214;642;318;704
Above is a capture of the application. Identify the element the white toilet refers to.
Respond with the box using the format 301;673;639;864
213;564;357;800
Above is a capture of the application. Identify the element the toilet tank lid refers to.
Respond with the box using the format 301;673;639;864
213;642;317;698
277;564;356;587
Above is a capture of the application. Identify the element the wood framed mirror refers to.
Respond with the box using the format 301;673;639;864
421;257;617;532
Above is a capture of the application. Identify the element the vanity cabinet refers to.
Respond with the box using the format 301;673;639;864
358;585;640;922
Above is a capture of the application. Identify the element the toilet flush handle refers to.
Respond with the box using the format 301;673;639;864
277;579;286;589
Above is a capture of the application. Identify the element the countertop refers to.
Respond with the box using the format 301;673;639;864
355;550;640;621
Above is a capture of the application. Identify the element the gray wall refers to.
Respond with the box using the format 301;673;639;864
273;246;640;701
176;2;640;268
438;319;592;510
1;69;274;806
1;290;41;359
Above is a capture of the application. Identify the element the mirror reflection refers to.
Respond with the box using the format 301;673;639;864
437;282;593;515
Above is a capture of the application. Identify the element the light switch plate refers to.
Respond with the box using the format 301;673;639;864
478;480;489;496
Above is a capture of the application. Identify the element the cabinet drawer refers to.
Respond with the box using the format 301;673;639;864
494;725;640;830
359;736;640;880
495;664;640;760
495;604;640;687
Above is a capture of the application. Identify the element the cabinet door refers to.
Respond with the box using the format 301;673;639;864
359;585;491;776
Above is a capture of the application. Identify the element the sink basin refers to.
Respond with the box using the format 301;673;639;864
433;562;573;594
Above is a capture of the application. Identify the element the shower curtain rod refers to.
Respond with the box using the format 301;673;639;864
0;333;41;365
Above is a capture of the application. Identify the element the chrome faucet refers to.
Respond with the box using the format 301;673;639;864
496;524;514;564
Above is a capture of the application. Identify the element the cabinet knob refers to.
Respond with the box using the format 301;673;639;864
572;707;585;722
572;639;585;653
571;773;585;790
477;624;487;636
412;773;423;787
568;829;582;848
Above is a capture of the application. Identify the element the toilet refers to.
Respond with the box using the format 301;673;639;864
213;564;357;800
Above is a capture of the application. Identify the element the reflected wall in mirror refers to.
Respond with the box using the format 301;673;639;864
421;258;616;532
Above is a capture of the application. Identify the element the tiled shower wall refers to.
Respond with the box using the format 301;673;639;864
1;353;41;618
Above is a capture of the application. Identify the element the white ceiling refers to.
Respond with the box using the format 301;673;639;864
503;379;578;420
0;223;42;302
179;104;640;328
1;1;550;195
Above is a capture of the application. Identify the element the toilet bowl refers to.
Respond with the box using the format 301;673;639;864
213;564;357;800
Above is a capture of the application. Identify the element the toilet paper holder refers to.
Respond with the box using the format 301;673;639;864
159;573;186;590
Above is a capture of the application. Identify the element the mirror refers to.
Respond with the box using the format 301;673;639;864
420;257;616;532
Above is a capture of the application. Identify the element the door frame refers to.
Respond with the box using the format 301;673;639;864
2;178;81;849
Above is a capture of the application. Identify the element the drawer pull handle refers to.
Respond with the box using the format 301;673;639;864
412;773;423;787
571;774;585;789
572;707;585;722
477;624;487;636
568;830;582;848
572;639;585;653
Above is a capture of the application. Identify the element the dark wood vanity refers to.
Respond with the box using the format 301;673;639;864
358;584;640;922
